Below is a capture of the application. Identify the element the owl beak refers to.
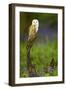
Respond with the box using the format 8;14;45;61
33;24;36;27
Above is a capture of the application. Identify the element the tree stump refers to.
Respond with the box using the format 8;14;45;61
26;34;38;76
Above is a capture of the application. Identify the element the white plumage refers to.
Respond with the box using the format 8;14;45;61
28;19;39;41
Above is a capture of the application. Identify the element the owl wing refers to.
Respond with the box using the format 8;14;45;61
27;25;37;49
28;25;36;41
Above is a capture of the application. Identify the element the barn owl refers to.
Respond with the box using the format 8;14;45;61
27;19;39;72
28;19;39;41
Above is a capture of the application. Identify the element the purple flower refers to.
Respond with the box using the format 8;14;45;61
48;66;54;73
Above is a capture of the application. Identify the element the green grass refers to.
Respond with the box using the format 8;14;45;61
20;40;58;77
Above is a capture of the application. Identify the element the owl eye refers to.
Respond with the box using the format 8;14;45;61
36;21;37;23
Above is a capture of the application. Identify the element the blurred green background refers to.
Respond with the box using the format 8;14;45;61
20;12;58;77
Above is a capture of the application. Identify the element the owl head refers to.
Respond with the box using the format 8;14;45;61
32;19;39;28
32;19;39;32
